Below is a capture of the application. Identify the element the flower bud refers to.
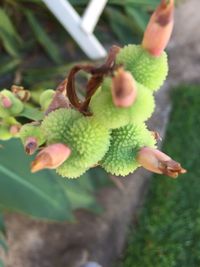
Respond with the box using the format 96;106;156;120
142;0;174;56
137;147;186;178
112;68;137;107
31;143;71;173
0;94;12;108
25;137;38;155
10;124;21;136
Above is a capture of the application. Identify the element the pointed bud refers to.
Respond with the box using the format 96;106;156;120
142;0;174;56
25;137;39;155
0;94;12;108
137;147;186;178
112;68;137;108
31;143;71;173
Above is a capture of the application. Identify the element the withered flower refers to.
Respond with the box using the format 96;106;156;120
137;147;186;178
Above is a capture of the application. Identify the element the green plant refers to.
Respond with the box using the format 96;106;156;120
13;0;184;180
0;1;186;262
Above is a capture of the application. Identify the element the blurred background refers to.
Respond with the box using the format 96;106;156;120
1;0;200;267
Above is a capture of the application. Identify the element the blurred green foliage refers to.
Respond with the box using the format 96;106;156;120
0;0;160;88
120;85;200;267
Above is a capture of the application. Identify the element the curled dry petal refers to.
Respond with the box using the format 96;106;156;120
31;143;71;173
11;85;31;102
112;67;137;107
137;147;187;178
142;0;174;56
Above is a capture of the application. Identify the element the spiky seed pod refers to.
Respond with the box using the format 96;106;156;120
20;123;46;154
0;90;24;118
41;108;82;143
41;108;110;178
101;123;156;176
90;79;155;129
39;89;55;111
116;44;168;91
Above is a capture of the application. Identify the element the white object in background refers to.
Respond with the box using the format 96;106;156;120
81;0;107;34
41;0;108;60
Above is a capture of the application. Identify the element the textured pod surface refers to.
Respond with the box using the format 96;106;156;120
0;90;24;117
116;44;168;91
20;124;46;146
101;123;156;176
90;80;155;129
42;108;110;178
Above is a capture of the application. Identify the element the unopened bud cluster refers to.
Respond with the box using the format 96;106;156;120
0;0;186;179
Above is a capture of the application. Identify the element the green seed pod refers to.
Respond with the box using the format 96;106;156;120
41;108;82;144
101;123;156;176
42;108;110;178
116;44;168;91
39;89;55;111
0;89;24;118
20;123;46;147
90;79;155;129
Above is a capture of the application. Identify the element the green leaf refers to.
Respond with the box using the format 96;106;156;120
0;58;21;76
0;139;73;221
19;105;44;120
88;167;113;189
106;7;137;44
0;8;21;57
60;179;103;213
125;6;149;32
25;10;62;64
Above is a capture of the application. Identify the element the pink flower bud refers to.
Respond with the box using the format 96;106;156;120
31;143;71;173
142;0;174;56
25;137;38;155
112;68;137;108
137;147;186;178
0;95;12;108
10;124;21;136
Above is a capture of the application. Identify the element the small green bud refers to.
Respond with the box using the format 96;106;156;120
90;79;155;129
0;90;24;118
39;90;55;111
116;44;168;91
0;125;12;140
20;123;46;154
